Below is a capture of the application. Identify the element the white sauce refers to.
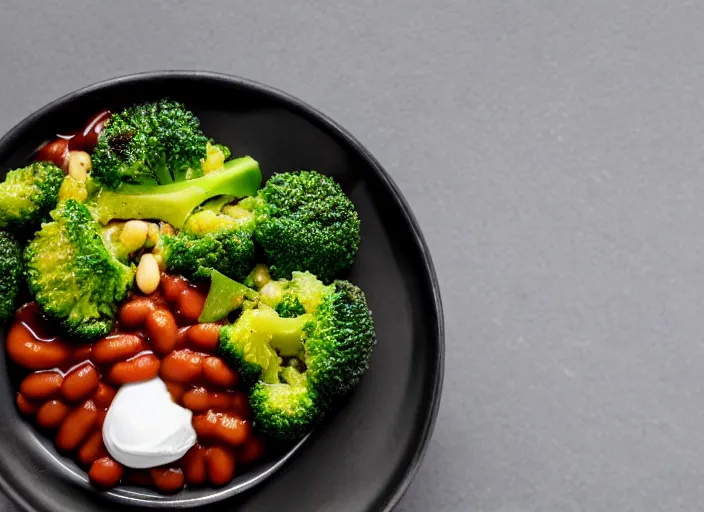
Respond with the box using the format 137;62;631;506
102;377;197;469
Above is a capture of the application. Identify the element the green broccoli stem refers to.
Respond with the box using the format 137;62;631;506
95;156;262;229
251;308;312;357
280;365;306;386
199;269;260;323
270;314;312;357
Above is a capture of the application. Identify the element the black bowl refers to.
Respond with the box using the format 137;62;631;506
0;72;444;512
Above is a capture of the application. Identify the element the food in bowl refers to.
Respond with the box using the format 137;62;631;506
0;100;376;492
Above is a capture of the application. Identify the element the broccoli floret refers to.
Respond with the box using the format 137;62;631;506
239;171;360;282
24;200;134;340
249;366;321;440
273;294;305;318
0;162;65;231
161;205;256;282
305;279;376;402
218;273;375;439
94;156;262;229
219;305;310;386
0;231;22;323
91;100;210;188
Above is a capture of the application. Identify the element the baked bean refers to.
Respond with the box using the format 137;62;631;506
193;411;248;446
62;363;99;402
16;393;38;415
7;323;72;370
212;391;234;410
214;413;249;446
187;323;220;353
165;381;186;403
20;372;63;400
119;298;156;328
72;345;92;364
178;288;207;323
160;349;202;384
181;387;209;411
238;436;266;466
192;411;216;439
150;467;185;493
107;354;160;385
180;388;230;412
56;400;98;451
161;274;188;303
36;400;70;429
205;447;236;486
78;431;108;467
89;457;123;488
202;357;239;388
92;334;146;365
145;309;178;355
181;444;206;485
70;110;111;152
174;326;190;350
92;383;117;409
14;303;54;340
35;138;69;170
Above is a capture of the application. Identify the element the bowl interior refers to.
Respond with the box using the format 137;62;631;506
0;73;443;512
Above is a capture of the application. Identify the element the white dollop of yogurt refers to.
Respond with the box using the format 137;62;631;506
103;377;197;469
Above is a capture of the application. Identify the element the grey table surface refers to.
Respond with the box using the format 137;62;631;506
1;1;703;511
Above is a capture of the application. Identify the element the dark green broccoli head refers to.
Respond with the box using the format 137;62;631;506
249;366;321;440
92;99;209;188
24;200;134;340
240;171;360;282
305;279;376;402
0;231;22;323
0;162;65;231
161;206;256;282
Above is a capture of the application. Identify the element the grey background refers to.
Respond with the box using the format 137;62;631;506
0;0;703;510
